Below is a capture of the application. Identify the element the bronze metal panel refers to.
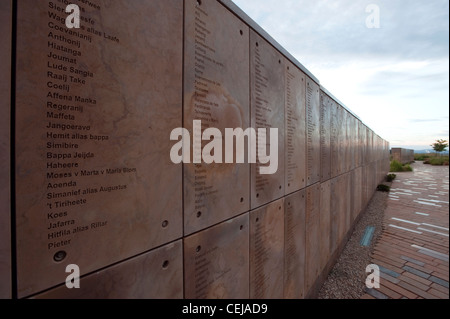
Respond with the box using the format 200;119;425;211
352;167;363;222
250;199;284;299
15;0;183;297
331;174;349;250
319;181;331;272
344;172;351;234
345;111;353;172
184;213;249;299
353;118;360;168
284;189;306;299
0;0;11;299
306;78;320;186
34;240;183;299
330;176;339;255
330;100;339;178
184;0;250;235
360;123;367;166
250;31;285;209
337;105;346;175
320;91;331;182
305;183;320;294
366;129;373;164
285;60;306;193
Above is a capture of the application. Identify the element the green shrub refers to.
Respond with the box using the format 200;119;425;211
403;164;413;172
377;184;391;192
414;153;431;161
390;160;404;172
428;157;449;166
390;160;414;172
386;174;397;182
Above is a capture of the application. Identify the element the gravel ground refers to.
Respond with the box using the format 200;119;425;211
317;184;390;299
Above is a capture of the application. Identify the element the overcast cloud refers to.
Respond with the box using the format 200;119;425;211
232;0;449;150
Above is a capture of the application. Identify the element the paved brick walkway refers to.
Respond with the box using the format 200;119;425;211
362;162;449;299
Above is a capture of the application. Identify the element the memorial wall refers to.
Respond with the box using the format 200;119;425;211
1;0;390;299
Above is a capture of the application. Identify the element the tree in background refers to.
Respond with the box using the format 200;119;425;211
431;139;449;156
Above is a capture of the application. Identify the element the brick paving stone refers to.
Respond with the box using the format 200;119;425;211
428;288;449;299
380;272;400;284
429;276;449;288
378;285;402;299
373;259;405;275
430;283;450;294
431;271;449;282
360;294;376;299
361;163;449;300
404;262;434;274
381;280;418;299
377;264;402;278
402;271;433;286
372;252;406;268
403;265;431;279
401;255;426;267
398;274;430;291
398;281;439;299
365;288;389;299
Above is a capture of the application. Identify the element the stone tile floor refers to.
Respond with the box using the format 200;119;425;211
362;162;449;299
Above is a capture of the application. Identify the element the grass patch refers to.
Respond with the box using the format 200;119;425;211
418;153;449;166
403;164;413;171
429;157;449;166
390;160;413;172
386;174;397;182
414;153;431;161
377;184;391;192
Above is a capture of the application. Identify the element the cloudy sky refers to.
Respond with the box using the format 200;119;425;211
232;0;449;150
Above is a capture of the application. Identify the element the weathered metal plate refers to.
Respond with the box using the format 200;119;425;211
34;240;183;299
360;122;367;167
345;111;352;172
353;118;360;168
250;31;285;209
355;120;362;167
347;114;356;172
184;213;249;299
320;91;331;182
362;165;369;208
305;183;321;293
343;173;351;238
330;176;339;256
319;181;331;272
0;0;11;299
184;0;250;235
15;0;183;298
366;129;373;164
306;78;320;186
285;60;306;193
330;100;339;178
250;198;284;299
284;189;306;299
331;174;350;251
352;167;363;222
337;105;346;175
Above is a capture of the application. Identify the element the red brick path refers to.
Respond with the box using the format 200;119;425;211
362;162;449;299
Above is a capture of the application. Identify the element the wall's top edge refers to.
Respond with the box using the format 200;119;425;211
221;0;390;145
219;0;320;84
319;85;361;121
